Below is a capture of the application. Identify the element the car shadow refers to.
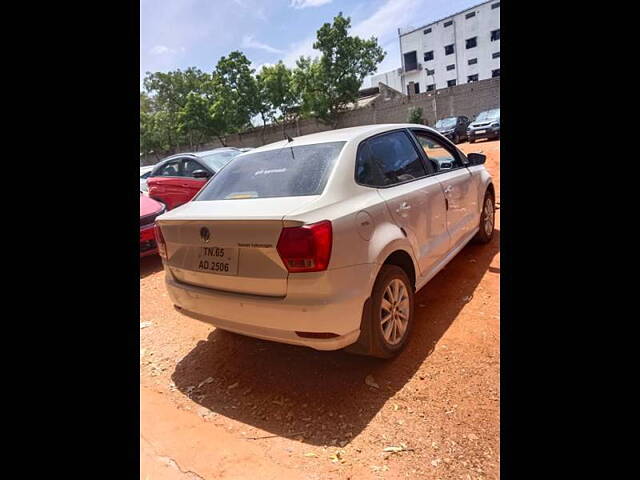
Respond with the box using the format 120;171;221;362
171;229;500;446
140;255;163;279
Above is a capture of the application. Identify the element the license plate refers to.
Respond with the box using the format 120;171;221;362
195;246;238;275
475;130;486;134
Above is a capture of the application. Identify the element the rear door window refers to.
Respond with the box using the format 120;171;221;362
195;141;345;200
356;130;429;187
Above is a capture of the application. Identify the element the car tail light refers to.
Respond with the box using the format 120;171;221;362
153;224;167;259
276;220;332;273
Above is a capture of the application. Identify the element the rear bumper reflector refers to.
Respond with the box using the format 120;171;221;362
295;331;339;339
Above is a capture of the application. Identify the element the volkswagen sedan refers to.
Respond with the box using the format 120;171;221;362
154;124;494;358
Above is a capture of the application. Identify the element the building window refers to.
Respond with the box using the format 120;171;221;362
492;2;500;9
424;50;434;61
444;44;454;55
468;58;478;65
423;27;432;34
491;29;500;41
444;20;453;27
465;12;476;19
466;37;477;49
403;51;418;71
492;51;500;59
467;74;479;83
425;68;435;76
446;64;455;71
426;84;435;92
447;79;457;87
492;69;500;77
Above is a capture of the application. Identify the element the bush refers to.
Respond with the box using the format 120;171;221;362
408;107;423;124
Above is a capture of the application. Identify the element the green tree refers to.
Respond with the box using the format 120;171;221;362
210;51;260;143
142;67;209;151
295;13;385;127
258;61;299;134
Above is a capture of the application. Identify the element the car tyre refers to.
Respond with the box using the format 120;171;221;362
469;137;475;144
345;265;414;359
452;133;459;144
474;189;495;244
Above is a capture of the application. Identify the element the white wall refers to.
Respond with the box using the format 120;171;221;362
371;70;403;92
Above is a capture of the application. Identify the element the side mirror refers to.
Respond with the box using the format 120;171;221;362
467;153;486;165
192;169;211;179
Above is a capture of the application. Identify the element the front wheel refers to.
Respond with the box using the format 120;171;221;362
346;265;414;359
474;190;495;243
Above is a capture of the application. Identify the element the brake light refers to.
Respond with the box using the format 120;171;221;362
153;224;167;259
276;220;332;273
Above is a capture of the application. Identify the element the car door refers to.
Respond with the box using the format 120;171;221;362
412;129;479;250
181;158;211;201
147;158;186;210
358;130;449;277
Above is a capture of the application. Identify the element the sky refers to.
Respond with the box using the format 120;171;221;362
140;0;483;89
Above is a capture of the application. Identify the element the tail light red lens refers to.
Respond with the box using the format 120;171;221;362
276;220;332;273
153;224;167;259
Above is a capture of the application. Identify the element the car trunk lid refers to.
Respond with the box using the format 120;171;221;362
157;197;316;297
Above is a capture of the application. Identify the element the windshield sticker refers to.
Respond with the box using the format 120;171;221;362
254;168;287;176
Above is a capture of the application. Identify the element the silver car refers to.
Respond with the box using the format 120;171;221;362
155;124;494;358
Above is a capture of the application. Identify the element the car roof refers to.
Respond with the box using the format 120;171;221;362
246;124;440;154
154;147;242;165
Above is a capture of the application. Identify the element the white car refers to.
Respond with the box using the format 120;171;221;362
154;124;494;358
140;165;154;192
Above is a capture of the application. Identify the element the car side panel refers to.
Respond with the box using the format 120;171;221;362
437;168;478;249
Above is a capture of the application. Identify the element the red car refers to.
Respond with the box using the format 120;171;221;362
140;192;166;257
147;148;244;210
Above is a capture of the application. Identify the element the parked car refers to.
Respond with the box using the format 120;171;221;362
140;166;154;192
434;116;471;144
140;192;166;257
154;124;494;358
467;108;500;143
147;148;244;210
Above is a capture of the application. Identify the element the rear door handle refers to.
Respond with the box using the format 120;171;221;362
444;185;453;194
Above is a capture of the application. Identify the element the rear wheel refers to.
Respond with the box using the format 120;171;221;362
474;190;495;243
345;265;414;359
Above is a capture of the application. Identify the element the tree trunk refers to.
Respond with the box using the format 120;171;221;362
216;135;227;147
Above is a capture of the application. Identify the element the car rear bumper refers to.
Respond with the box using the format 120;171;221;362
140;224;158;257
165;263;376;351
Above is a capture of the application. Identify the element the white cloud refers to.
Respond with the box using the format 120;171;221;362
290;0;332;9
241;35;284;54
149;45;185;55
281;0;427;70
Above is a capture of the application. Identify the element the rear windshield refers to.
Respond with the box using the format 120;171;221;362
199;150;242;171
195;141;345;201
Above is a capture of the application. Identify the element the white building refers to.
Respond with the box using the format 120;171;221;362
372;0;500;94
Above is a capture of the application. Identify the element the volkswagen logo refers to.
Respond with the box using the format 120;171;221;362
200;227;210;243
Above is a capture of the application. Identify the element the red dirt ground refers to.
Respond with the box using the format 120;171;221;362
140;139;500;480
